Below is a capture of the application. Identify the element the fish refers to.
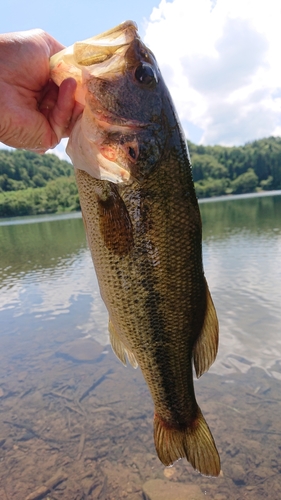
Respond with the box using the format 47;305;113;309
50;21;220;476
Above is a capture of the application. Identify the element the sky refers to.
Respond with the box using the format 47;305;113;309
2;0;281;157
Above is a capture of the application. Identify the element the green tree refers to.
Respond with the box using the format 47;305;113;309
231;168;259;194
192;154;228;182
188;136;281;197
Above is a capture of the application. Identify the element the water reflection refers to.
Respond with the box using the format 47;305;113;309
0;213;86;276
0;213;109;345
201;192;281;237
200;194;281;377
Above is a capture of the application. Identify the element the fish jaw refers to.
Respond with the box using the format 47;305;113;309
66;114;132;184
50;21;141;182
66;92;147;184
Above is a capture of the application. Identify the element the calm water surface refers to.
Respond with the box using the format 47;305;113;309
0;193;281;499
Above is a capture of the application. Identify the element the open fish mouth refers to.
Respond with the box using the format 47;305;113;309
50;21;153;184
50;21;140;106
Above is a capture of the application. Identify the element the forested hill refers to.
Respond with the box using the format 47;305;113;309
188;136;281;198
0;136;281;217
0;149;79;217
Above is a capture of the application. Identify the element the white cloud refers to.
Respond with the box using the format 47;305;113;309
144;0;281;145
0;142;13;151
47;138;70;161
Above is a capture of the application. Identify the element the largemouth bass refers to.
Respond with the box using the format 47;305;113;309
50;21;220;476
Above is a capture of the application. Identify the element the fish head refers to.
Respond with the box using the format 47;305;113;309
50;21;169;184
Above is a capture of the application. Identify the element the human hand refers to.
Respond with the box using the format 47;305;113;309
0;29;84;153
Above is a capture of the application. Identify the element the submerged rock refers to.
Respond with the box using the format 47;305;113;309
56;338;104;362
142;479;205;500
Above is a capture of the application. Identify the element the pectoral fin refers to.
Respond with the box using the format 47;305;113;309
96;184;134;256
193;279;219;378
109;319;138;369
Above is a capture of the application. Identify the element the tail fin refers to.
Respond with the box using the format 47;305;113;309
154;407;220;477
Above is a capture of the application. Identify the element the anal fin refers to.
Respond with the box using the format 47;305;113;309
109;319;138;369
193;278;219;378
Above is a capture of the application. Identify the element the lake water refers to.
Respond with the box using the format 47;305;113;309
0;192;281;499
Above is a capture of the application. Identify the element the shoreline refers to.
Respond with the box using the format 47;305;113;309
198;189;281;204
1;189;281;226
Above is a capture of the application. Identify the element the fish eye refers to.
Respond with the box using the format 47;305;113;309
135;63;158;87
128;147;136;159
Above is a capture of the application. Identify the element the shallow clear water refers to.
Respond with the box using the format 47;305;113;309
0;193;281;499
